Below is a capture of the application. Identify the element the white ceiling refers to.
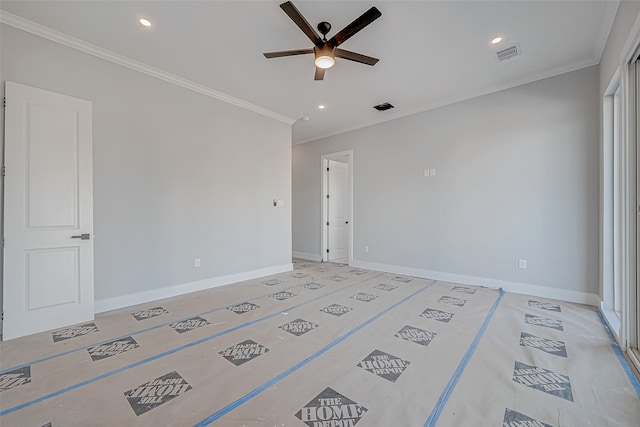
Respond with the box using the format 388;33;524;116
0;1;619;144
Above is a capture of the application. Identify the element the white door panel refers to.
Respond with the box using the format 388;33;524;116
3;81;94;340
26;247;80;310
27;103;80;228
328;160;349;261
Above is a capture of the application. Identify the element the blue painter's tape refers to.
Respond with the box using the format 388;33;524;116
0;311;280;417
0;272;385;417
193;280;437;426
0;281;307;375
423;288;504;427
595;308;640;399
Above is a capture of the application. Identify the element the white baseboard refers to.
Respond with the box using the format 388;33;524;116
350;259;601;306
95;263;293;314
292;251;322;262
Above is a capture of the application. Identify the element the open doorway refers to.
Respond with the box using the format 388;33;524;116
321;151;353;264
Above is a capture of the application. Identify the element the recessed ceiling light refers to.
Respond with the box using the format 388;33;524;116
318;105;326;110
491;36;502;44
139;18;151;27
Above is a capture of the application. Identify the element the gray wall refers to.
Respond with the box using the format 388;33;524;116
0;25;292;307
293;66;599;297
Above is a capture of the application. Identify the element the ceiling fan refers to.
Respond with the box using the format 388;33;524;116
263;1;382;80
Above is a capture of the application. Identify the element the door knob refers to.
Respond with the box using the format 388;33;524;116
71;233;91;240
346;221;349;224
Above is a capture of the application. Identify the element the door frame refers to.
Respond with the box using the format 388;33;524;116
631;52;640;371
621;22;640;374
600;17;640;372
321;150;353;263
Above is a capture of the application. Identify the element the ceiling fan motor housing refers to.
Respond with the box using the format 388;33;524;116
315;44;335;59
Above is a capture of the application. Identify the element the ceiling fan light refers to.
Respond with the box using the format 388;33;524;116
314;44;335;69
315;55;335;69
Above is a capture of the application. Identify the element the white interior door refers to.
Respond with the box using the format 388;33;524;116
3;81;94;340
328;160;349;261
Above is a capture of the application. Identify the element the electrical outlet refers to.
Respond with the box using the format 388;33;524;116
364;245;369;253
430;168;436;176
518;259;527;269
195;258;201;268
423;169;430;177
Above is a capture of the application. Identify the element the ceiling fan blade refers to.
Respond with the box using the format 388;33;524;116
263;48;314;58
314;67;326;80
335;48;379;66
280;1;323;47
328;7;382;47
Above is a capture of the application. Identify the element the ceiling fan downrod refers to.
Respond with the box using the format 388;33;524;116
317;21;331;41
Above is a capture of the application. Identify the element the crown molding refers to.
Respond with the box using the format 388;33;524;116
0;11;296;125
294;59;599;145
594;1;621;65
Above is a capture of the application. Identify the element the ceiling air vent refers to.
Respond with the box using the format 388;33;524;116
373;102;394;111
495;43;521;62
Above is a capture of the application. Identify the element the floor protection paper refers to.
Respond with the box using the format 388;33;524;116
433;292;640;427
0;260;638;426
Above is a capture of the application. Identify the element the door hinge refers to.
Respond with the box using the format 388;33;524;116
326;221;329;226
327;167;329;171
326;194;329;199
2;97;5;109
2;166;5;177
